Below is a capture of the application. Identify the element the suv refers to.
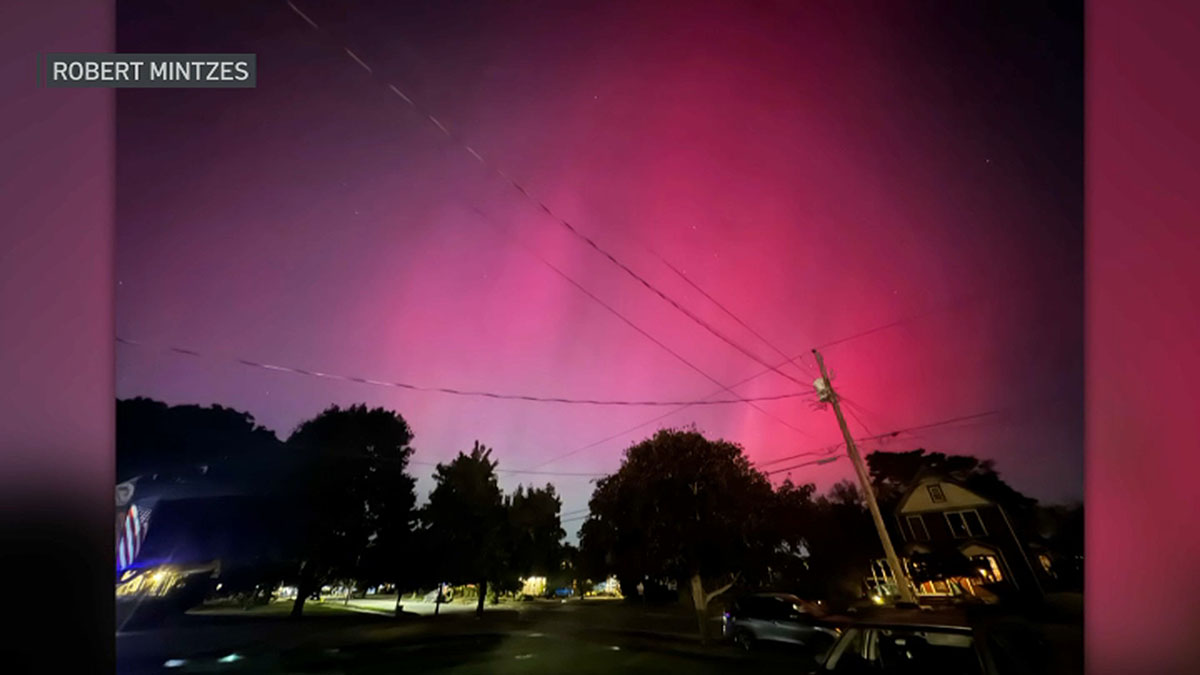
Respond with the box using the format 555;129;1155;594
722;593;841;652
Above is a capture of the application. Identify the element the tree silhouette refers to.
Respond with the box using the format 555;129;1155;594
804;481;880;604
1037;502;1084;589
764;479;819;593
422;441;505;618
505;484;566;594
284;404;416;617
579;428;776;642
116;397;283;487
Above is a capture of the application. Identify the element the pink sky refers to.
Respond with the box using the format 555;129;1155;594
116;0;1082;528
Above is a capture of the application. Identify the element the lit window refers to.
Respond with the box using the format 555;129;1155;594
971;555;1004;583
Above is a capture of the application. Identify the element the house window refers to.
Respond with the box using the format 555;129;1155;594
971;555;1004;583
945;509;987;538
927;484;947;503
906;515;930;541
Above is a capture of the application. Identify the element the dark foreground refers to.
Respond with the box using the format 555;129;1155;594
117;599;817;674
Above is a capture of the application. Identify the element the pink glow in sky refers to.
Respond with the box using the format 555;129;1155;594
115;0;1082;524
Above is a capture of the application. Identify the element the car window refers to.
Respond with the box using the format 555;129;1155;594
874;628;983;674
765;598;791;619
740;597;788;620
736;598;762;618
828;629;874;673
770;598;803;620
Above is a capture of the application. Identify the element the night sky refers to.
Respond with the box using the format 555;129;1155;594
115;0;1083;527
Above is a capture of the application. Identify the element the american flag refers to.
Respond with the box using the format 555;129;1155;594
116;504;152;571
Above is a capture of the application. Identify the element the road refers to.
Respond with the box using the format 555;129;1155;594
116;598;814;674
343;596;517;617
344;595;717;635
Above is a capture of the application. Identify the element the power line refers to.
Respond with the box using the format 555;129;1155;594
764;455;843;476
469;207;816;438
498;469;604;478
115;337;814;408
755;445;843;468
813;266;1081;352
279;1;1045;486
284;1;836;455
283;0;815;395
409;459;603;478
752;409;1002;469
856;410;1004;444
526;349;822;470
840;397;878;437
526;406;692;470
838;394;936;449
649;249;818;381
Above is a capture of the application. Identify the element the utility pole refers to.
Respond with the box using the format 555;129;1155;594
812;349;916;605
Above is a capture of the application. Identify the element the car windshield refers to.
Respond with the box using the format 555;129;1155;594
875;629;982;674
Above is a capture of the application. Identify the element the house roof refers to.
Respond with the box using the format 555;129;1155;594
895;474;992;515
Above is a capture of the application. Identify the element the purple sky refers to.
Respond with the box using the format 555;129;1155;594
116;0;1082;528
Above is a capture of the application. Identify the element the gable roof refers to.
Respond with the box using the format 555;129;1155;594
896;474;992;515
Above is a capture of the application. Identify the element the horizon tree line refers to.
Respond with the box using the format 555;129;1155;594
117;397;1082;629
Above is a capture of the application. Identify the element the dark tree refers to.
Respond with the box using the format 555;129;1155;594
553;542;580;597
865;449;1037;515
422;441;506;618
827;479;864;507
116;397;283;487
579;428;776;642
1037;502;1084;589
284;404;417;617
506;483;566;590
765;479;820;594
803;481;881;605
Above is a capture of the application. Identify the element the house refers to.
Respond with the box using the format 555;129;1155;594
880;474;1050;601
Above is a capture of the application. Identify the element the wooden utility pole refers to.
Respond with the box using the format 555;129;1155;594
812;349;917;605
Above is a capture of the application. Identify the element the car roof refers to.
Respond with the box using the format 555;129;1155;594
844;614;974;629
850;620;974;633
837;608;974;632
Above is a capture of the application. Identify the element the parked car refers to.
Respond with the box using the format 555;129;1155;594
812;609;1066;674
722;593;841;652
